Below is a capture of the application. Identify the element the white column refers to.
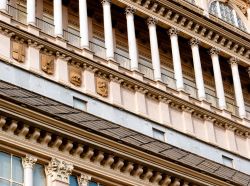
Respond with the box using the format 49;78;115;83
79;0;89;49
147;17;161;81
201;0;209;17
229;57;246;118
102;0;114;60
0;0;7;12
27;0;36;25
168;28;184;91
54;0;63;37
189;38;206;100
209;48;226;109
22;155;37;186
125;6;138;71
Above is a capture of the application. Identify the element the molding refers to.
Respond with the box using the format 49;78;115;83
0;98;240;186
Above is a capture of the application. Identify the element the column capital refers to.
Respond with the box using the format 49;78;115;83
209;47;220;56
46;158;73;183
78;173;92;185
125;6;136;15
101;0;111;5
147;17;158;26
228;57;239;65
22;154;37;169
168;27;179;36
189;38;200;46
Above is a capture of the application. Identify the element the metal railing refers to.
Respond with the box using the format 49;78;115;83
138;58;154;80
36;18;54;36
8;5;27;24
63;29;80;48
89;40;106;59
114;50;130;70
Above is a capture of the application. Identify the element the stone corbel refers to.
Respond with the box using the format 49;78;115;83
68;61;82;87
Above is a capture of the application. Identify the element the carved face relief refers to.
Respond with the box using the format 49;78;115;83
12;41;25;63
96;77;108;97
69;65;82;87
41;53;54;74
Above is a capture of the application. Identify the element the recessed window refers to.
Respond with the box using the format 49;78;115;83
0;151;24;186
153;128;165;141
222;155;234;168
73;97;87;111
88;181;104;186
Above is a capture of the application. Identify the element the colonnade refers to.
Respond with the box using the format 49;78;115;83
0;0;248;118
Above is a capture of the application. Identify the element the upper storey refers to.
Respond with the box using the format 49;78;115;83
185;0;249;32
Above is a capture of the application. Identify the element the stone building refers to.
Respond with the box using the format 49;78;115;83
0;0;250;185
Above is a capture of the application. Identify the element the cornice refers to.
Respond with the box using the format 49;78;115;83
114;0;250;66
0;97;241;186
0;20;249;141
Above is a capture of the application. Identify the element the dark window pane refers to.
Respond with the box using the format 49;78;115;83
69;175;79;186
33;164;46;186
88;181;98;186
0;179;10;186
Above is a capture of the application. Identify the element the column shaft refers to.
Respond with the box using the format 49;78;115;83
147;18;161;81
27;0;36;25
210;48;226;109
125;7;138;70
0;0;7;12
190;38;206;100
54;0;63;37
102;0;114;60
24;168;33;186
169;28;184;90
79;0;89;49
229;58;246;117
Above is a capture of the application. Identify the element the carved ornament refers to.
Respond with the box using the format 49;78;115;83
41;51;54;75
96;77;109;97
46;158;73;183
12;39;25;63
69;63;82;87
22;154;37;169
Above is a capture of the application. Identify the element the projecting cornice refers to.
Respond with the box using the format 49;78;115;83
0;80;248;186
113;0;250;66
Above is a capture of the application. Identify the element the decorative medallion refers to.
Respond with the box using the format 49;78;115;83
41;52;54;75
96;77;109;97
69;63;82;87
12;39;25;63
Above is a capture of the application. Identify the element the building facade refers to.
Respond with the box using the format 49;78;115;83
0;0;250;185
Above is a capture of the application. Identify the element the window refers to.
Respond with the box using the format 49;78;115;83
69;175;79;186
209;1;246;31
222;155;234;168
33;164;46;186
153;128;165;141
0;151;24;186
73;97;87;111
